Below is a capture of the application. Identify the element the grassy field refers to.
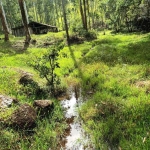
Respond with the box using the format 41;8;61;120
1;31;150;149
0;32;67;150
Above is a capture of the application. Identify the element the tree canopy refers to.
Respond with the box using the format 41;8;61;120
0;0;150;39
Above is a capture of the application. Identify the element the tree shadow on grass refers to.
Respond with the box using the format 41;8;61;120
82;34;150;66
120;39;150;64
0;40;30;57
23;42;30;50
68;45;84;84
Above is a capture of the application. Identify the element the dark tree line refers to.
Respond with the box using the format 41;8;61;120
1;0;150;42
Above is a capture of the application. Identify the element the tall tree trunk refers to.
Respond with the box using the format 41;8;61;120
83;0;88;31
91;0;95;28
86;0;91;29
54;0;59;28
61;0;70;44
60;14;64;30
5;0;13;29
79;0;85;29
18;0;31;43
33;2;38;22
147;0;150;17
0;1;9;41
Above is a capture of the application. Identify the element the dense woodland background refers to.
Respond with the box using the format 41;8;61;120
0;0;150;34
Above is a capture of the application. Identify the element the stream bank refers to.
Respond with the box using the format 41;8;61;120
59;87;94;150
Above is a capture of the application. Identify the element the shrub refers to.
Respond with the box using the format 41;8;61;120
72;26;97;41
30;43;64;97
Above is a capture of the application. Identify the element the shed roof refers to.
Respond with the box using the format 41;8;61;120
12;21;57;30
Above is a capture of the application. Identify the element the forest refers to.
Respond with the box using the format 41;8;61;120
1;0;150;150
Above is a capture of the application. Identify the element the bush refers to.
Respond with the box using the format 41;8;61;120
72;25;97;41
68;34;84;44
30;43;64;97
83;30;97;40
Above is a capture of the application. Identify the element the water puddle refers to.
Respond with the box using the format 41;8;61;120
59;87;94;150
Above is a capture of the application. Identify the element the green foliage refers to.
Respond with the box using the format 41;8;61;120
81;30;97;40
30;43;64;96
72;27;97;40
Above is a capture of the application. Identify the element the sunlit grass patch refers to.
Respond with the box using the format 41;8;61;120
1;31;150;149
0;68;20;95
80;88;150;149
31;31;65;39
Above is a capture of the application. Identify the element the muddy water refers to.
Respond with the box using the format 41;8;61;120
60;88;93;150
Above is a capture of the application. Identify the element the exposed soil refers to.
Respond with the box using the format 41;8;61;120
135;80;150;87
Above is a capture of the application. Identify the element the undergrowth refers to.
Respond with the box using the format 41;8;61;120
1;31;150;149
0;32;67;150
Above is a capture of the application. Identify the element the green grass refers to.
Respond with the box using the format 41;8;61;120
1;31;150;149
0;33;67;150
55;31;150;148
77;32;150;149
0;100;67;150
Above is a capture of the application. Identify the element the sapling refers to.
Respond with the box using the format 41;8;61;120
31;43;64;96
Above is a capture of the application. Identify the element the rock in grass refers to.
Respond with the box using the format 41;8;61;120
33;100;54;117
11;104;37;129
0;95;19;108
19;73;34;86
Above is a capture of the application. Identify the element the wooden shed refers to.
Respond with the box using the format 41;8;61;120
12;21;58;37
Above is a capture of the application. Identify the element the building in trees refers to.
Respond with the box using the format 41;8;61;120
12;21;58;37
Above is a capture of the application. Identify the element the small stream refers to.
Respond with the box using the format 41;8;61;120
60;87;94;150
